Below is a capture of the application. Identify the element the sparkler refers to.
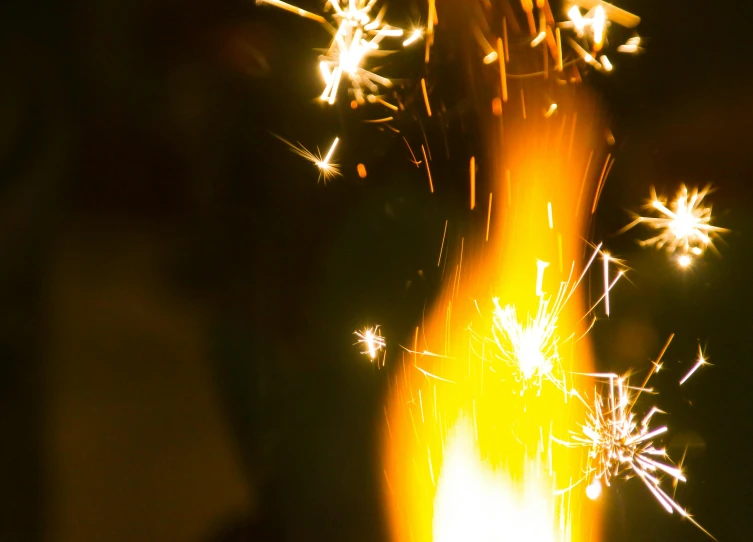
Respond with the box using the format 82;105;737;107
273;134;341;183
619;184;728;266
354;325;386;363
258;0;419;105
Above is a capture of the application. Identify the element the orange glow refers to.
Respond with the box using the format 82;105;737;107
383;95;607;541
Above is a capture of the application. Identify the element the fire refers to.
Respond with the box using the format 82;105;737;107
433;418;558;542
382;93;607;541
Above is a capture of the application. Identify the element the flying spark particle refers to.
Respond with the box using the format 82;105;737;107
272;134;342;183
355;325;386;362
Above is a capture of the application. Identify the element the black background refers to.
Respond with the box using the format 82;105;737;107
0;0;750;540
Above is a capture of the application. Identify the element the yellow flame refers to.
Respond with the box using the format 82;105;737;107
433;419;558;542
383;93;606;541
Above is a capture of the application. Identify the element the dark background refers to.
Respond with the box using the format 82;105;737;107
0;0;750;541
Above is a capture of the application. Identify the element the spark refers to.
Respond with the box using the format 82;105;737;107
561;2;641;72
485;192;493;242
679;345;710;385
570;369;713;538
422;145;434;193
536;260;550;297
421;78;433;117
619;185;728;263
544;102;558;118
261;0;407;104
272;134;341;183
472;24;497;63
491;295;561;389
618;35;642;54
255;0;327;24
490;242;623;392
403;28;423;47
355;325;386;362
470;157;476;210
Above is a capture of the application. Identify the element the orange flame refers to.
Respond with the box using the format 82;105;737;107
382;94;607;541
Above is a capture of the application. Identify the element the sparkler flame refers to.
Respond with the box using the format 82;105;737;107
383;76;609;540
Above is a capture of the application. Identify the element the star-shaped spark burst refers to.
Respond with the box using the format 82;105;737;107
488;245;623;394
619;185;728;267
491;297;562;392
354;325;386;364
569;341;714;538
273;134;341;183
258;0;420;105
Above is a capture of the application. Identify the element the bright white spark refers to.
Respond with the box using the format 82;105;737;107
679;345;710;385
565;5;610;50
354;325;386;362
492;297;560;388
319;1;406;104
273;134;342;183
618;35;642;54
403;28;423;47
489;244;620;392
561;2;641;71
619;185;728;263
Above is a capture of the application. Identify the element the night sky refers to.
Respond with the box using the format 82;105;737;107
0;1;751;541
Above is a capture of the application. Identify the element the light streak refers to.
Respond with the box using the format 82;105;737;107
680;344;710;385
421;145;434;193
402;136;421;167
485;192;492;242
255;0;327;24
403;28;423;47
470;157;476;210
618;35;643;53
355;325;386;364
619;185;728;264
421;78;433;117
535;260;550;297
437;220;448;267
497;38;508;102
472;24;497;64
544;102;558;118
272;134;341;183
